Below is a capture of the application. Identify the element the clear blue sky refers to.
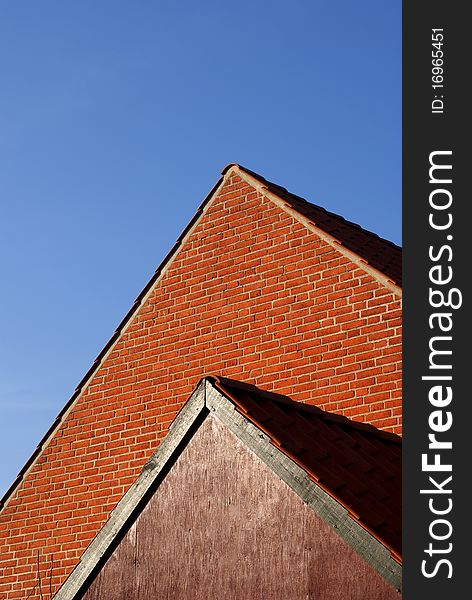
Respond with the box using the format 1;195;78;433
0;1;401;496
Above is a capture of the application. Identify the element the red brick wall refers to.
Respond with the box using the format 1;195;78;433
0;171;402;598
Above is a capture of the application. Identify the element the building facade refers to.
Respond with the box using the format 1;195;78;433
0;165;402;598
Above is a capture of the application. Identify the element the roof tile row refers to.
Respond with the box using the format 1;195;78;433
212;376;402;562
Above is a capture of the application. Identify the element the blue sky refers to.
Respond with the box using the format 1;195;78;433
0;1;401;496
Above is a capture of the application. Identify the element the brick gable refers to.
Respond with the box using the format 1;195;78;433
0;167;401;598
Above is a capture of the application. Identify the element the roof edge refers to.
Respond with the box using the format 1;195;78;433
224;164;402;296
205;379;402;580
52;380;208;600
0;171;232;513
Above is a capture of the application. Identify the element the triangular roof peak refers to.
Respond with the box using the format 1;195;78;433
53;377;401;599
0;163;401;513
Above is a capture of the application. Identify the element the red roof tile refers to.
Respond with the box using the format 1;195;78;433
211;376;402;562
224;164;402;286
